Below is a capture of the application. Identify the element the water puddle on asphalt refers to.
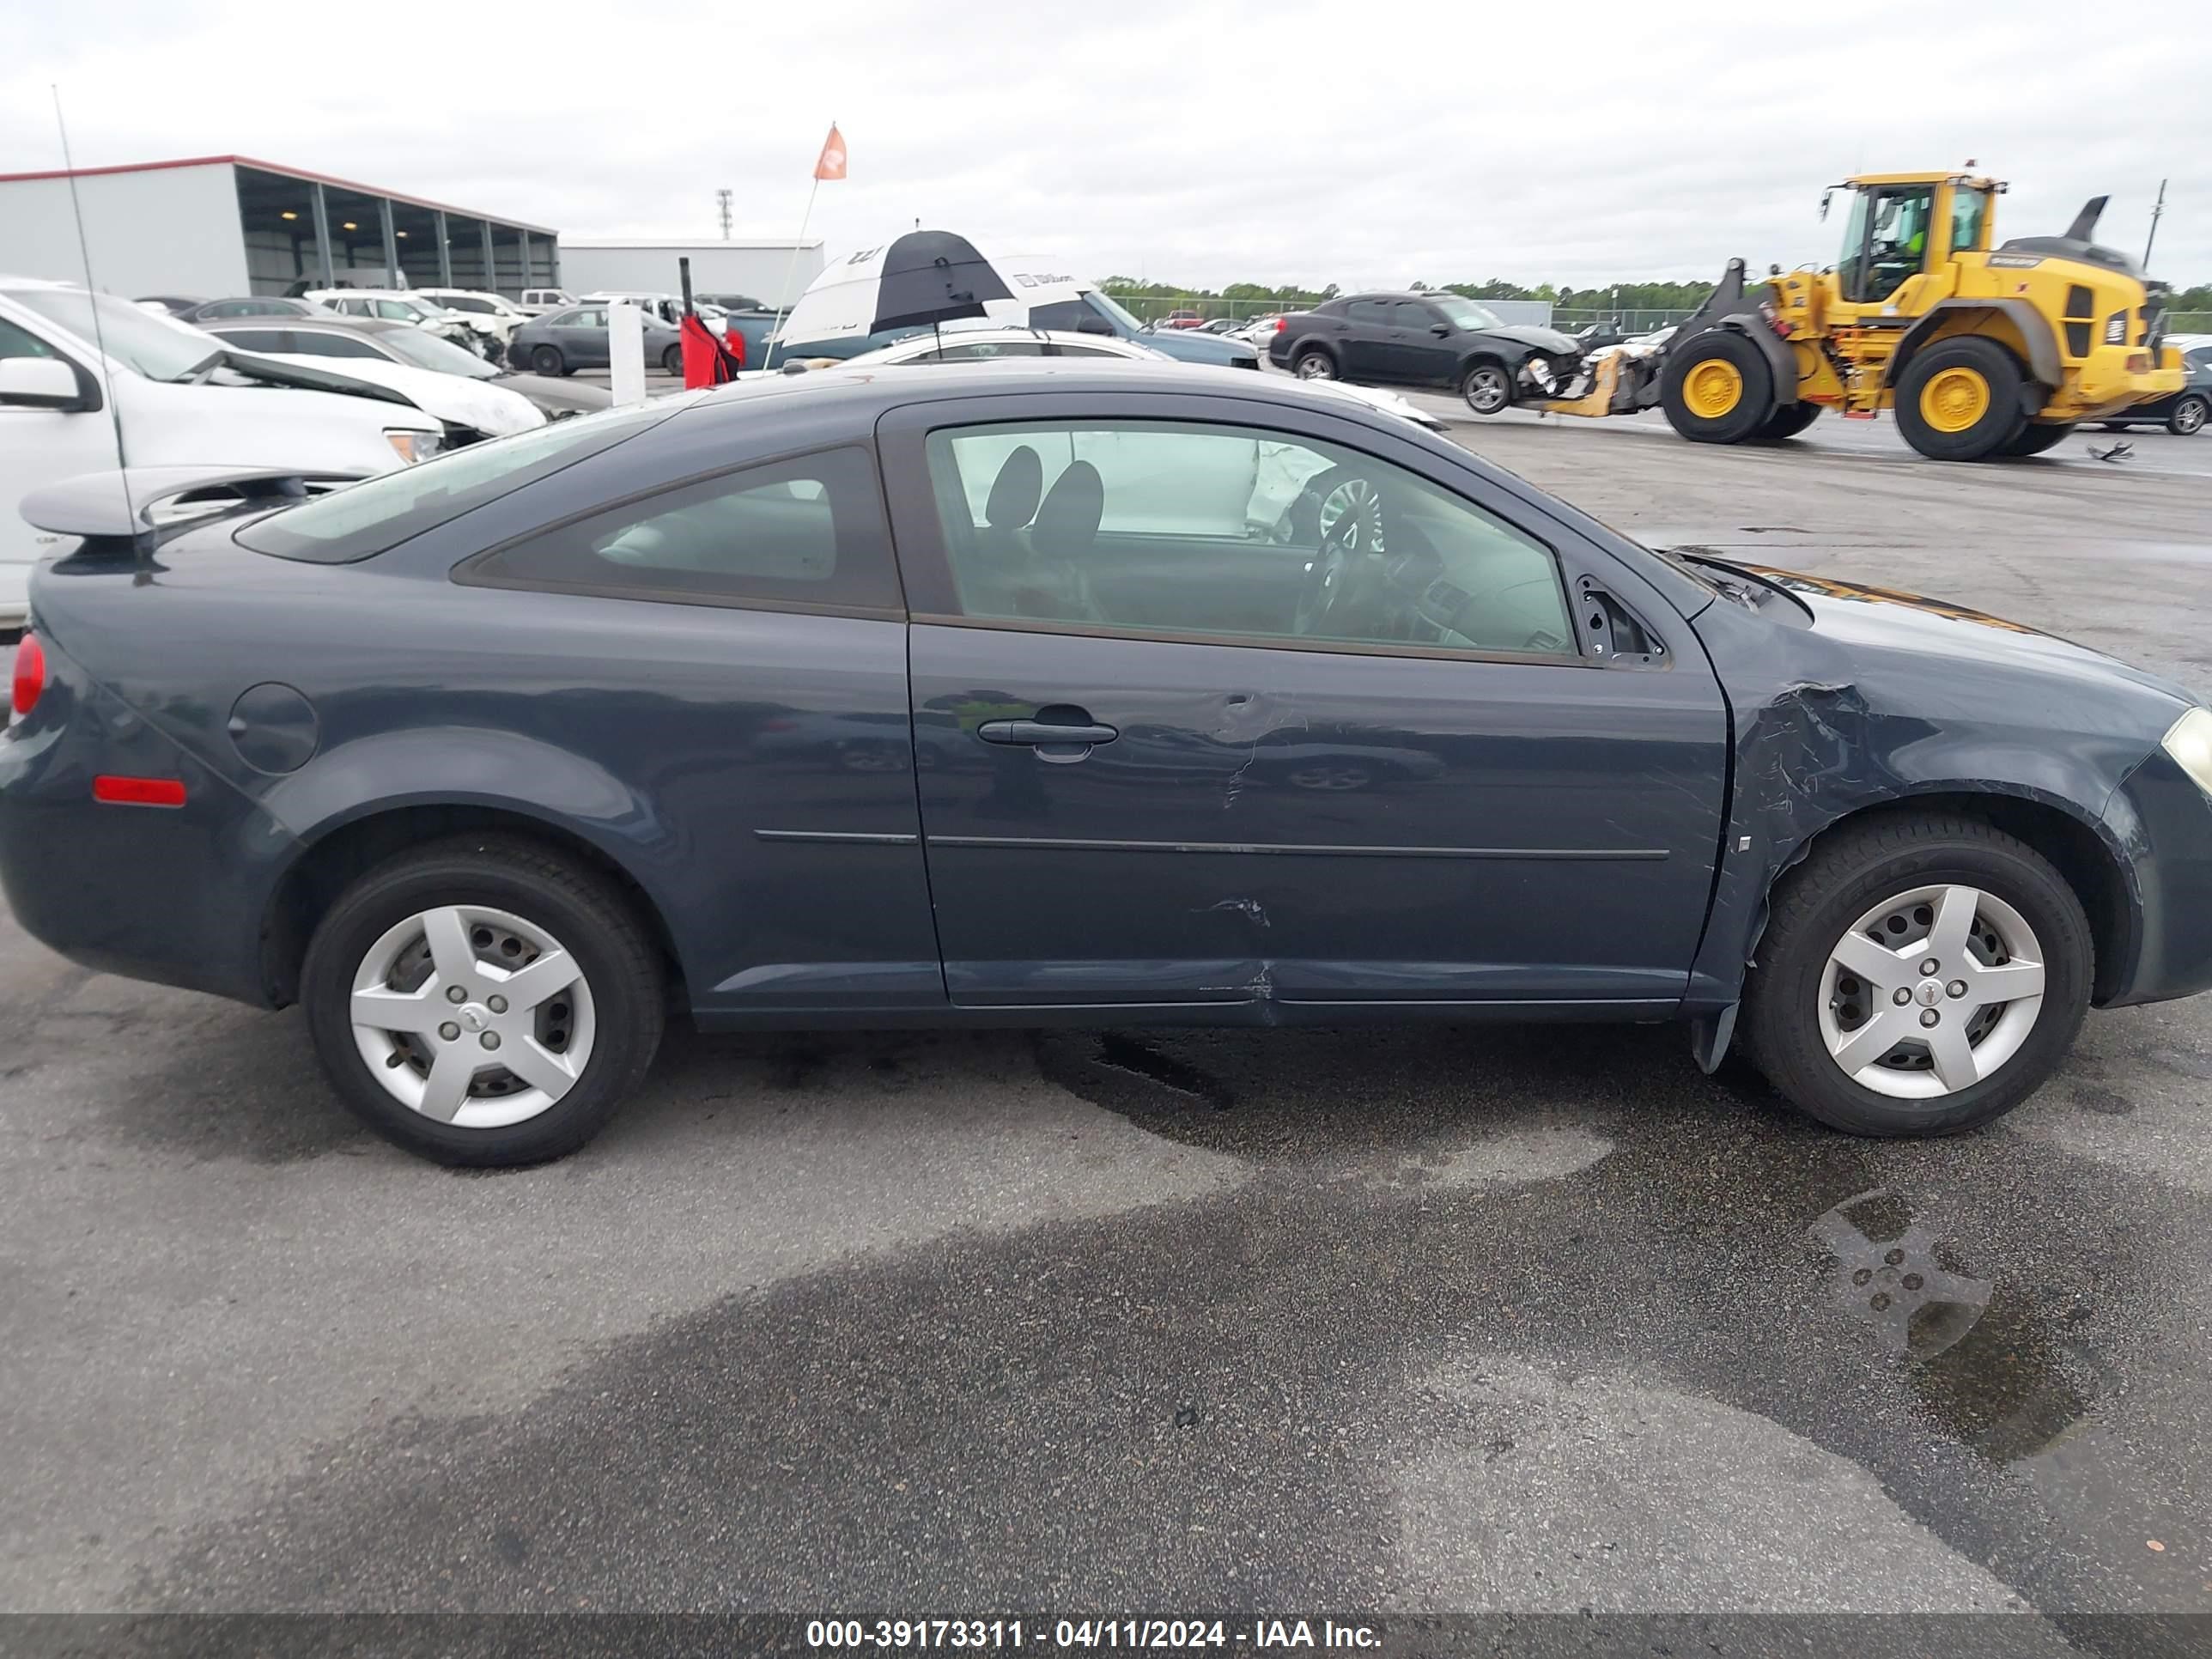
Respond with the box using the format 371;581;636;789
1810;1188;2088;1464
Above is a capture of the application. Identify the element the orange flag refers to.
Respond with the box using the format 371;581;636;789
814;124;848;182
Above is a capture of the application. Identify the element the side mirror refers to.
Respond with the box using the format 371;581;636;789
0;356;96;412
1430;322;1450;337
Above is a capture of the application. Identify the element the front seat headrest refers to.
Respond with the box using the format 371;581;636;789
1031;460;1103;556
983;445;1044;531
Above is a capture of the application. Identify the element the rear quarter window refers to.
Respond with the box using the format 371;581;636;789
236;401;674;563
456;446;902;615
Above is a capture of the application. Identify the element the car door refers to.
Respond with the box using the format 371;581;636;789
556;307;610;367
1391;301;1458;386
878;390;1729;1010
1336;299;1396;380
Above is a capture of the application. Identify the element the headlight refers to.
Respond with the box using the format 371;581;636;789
2162;707;2212;797
383;428;442;465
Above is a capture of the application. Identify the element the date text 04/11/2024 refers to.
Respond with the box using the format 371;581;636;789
804;1620;1383;1650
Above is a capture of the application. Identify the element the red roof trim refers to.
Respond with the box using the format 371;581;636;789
0;154;557;237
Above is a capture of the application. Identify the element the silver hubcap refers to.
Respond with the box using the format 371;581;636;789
1297;355;1333;380
1467;368;1508;411
349;904;596;1128
1819;884;2045;1099
2179;400;2206;434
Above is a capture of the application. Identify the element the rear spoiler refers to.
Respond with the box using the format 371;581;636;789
21;465;371;542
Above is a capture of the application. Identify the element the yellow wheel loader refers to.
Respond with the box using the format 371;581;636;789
1543;170;2185;461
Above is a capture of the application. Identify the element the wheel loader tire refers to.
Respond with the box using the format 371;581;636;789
2000;422;2075;457
1753;402;1821;441
1661;331;1775;445
1894;337;2029;462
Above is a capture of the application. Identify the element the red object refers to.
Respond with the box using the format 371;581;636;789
814;125;848;182
93;775;187;808
1273;317;1287;332
680;313;744;390
11;632;46;717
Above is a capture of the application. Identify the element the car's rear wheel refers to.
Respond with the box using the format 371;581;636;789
1292;348;1337;381
2170;394;2208;436
1741;814;2091;1136
661;344;684;376
301;836;665;1167
1462;361;1512;415
531;344;565;376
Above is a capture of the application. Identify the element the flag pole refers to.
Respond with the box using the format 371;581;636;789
762;124;832;371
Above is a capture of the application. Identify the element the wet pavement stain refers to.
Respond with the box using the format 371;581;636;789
2071;1084;2138;1116
1808;1188;2090;1465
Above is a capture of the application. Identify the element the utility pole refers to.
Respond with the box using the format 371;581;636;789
2143;178;2167;268
715;187;733;240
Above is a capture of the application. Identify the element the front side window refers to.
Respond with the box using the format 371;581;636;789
462;447;901;612
1949;187;1990;256
374;299;427;322
921;420;1575;657
1843;186;1935;303
0;317;60;361
438;295;495;313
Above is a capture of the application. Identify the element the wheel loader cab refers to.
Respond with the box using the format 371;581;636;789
1829;173;1994;314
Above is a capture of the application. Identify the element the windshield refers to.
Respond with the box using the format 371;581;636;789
378;326;500;378
1429;295;1504;331
1085;291;1147;334
237;400;675;562
7;287;218;381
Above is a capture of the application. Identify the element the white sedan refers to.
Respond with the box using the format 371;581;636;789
830;327;1447;428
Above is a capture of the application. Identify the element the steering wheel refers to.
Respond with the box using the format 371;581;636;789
1293;476;1385;636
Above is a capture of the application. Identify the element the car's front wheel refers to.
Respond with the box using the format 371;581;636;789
301;836;665;1166
1741;814;2091;1136
2170;394;2208;436
1462;361;1512;415
531;344;566;376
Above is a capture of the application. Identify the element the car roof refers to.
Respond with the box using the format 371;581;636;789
692;357;1443;431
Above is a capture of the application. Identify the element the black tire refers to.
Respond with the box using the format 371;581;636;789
1893;337;2029;461
661;344;684;376
1752;401;1821;441
1291;347;1337;381
1461;360;1512;416
2169;394;2209;437
301;835;665;1167
1741;813;2092;1138
1660;330;1776;444
530;344;565;376
2000;422;2075;457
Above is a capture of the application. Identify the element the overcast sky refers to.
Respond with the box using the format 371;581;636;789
9;0;2209;292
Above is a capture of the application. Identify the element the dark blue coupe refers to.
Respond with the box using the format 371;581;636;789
5;363;2209;1164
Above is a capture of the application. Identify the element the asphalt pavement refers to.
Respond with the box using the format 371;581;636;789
1;405;2208;1652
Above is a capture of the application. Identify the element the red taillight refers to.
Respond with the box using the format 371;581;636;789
92;775;187;808
1273;317;1287;333
11;632;46;719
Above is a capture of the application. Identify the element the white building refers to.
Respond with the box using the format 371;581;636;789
0;155;558;300
556;240;825;308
